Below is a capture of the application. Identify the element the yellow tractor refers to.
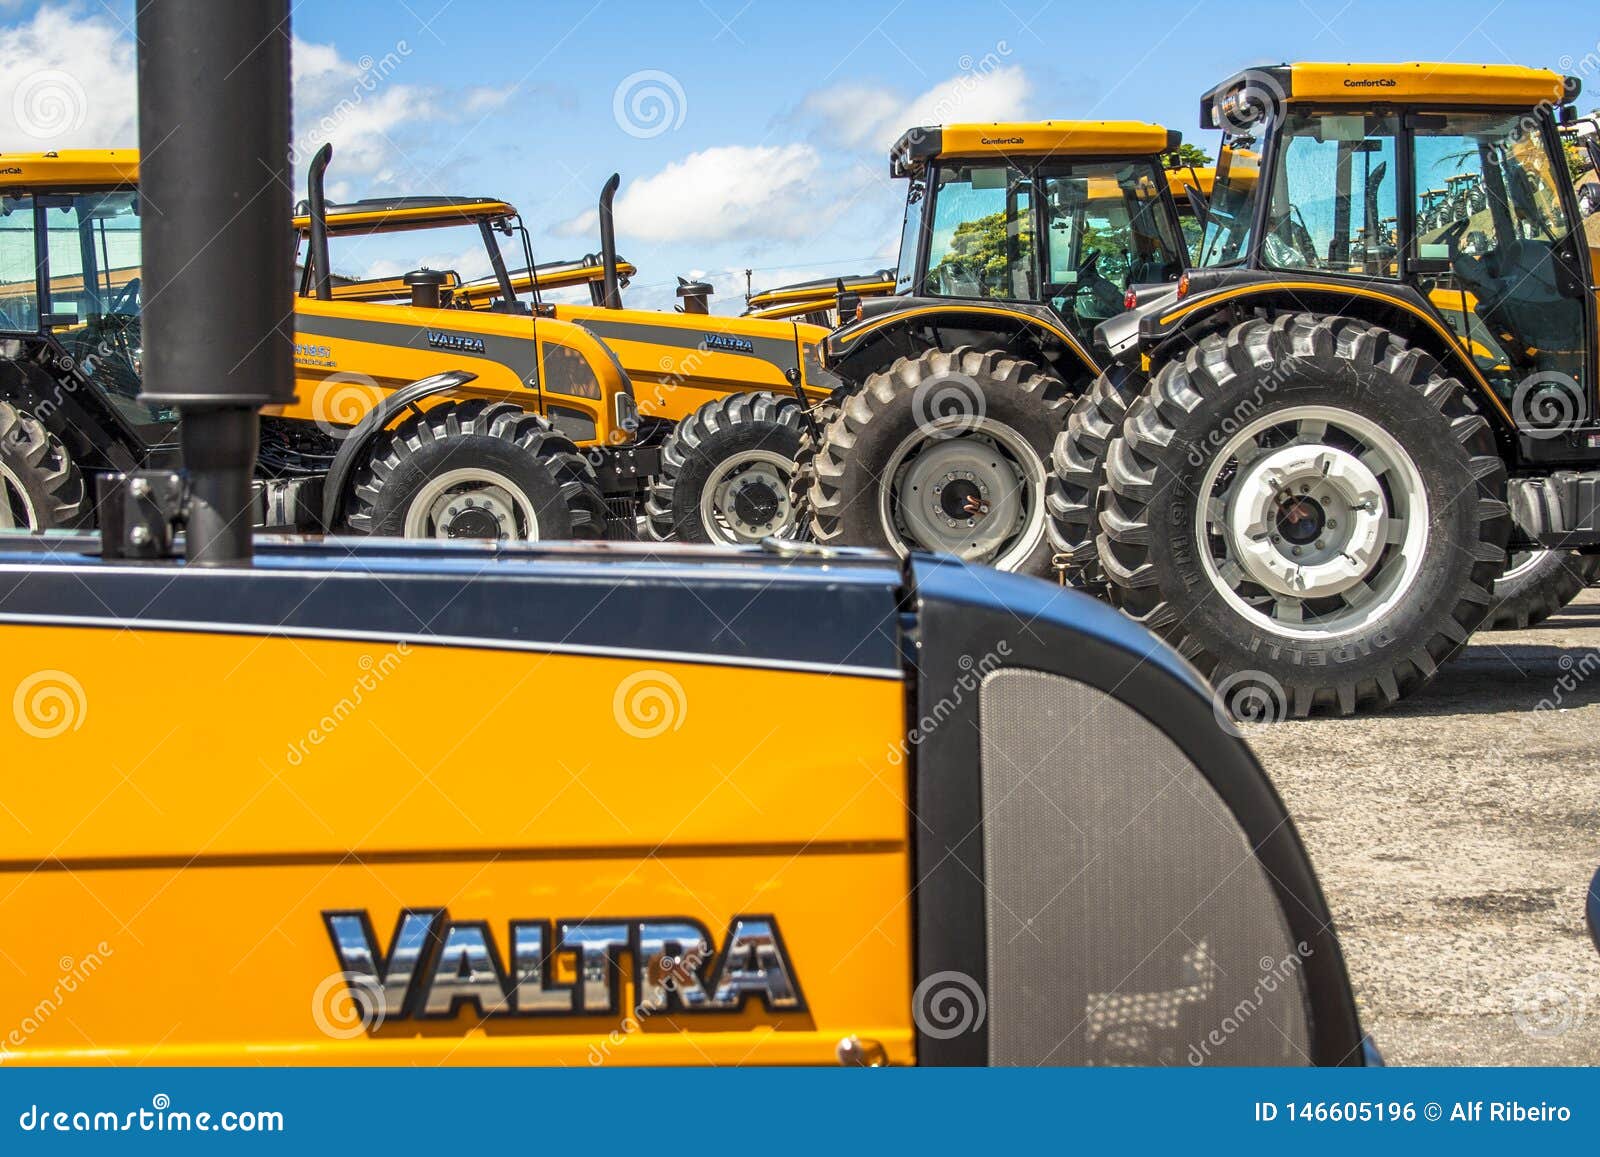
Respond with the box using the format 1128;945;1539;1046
293;158;837;545
1059;61;1600;713
794;120;1193;577
0;150;631;542
1;0;1373;1067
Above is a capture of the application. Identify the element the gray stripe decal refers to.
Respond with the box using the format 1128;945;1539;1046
573;318;798;372
295;311;541;388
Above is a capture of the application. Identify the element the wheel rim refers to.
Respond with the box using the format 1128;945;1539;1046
0;460;37;531
401;467;539;540
1497;550;1550;586
698;449;799;544
1194;404;1429;638
878;417;1046;570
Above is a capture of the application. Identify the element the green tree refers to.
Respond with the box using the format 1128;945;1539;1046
933;210;1033;298
1163;143;1214;169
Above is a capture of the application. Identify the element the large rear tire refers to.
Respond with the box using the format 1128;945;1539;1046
808;346;1068;577
645;392;805;543
0;401;85;531
345;400;606;541
1484;549;1600;630
1046;363;1145;589
1099;314;1510;717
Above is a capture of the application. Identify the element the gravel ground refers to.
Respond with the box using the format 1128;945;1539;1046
1245;590;1600;1065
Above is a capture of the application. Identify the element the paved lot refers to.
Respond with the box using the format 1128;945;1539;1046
1246;590;1600;1065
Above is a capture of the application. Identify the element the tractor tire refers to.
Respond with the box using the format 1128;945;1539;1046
1046;363;1145;590
1483;549;1600;630
0;401;85;531
345;399;606;541
1099;314;1510;717
645;392;806;543
808;346;1069;577
787;398;839;538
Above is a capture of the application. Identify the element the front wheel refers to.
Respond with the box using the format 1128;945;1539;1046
809;346;1068;577
1099;314;1510;717
345;400;606;541
645;392;805;543
1484;549;1600;630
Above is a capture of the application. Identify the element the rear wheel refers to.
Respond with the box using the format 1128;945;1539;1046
1484;549;1600;630
0;401;84;531
1046;363;1145;589
645;392;805;543
1099;314;1510;717
346;400;605;541
809;347;1068;577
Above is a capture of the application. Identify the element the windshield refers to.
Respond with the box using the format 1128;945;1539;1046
1197;137;1261;266
925;164;1035;299
895;176;926;294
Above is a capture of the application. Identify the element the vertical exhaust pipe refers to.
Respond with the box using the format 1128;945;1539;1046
598;172;622;309
135;0;294;565
308;143;335;301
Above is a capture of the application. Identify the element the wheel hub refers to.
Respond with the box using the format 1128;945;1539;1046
895;435;1027;561
404;467;539;541
703;451;795;543
1225;444;1388;601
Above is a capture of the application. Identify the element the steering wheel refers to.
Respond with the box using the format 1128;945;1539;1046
109;277;140;315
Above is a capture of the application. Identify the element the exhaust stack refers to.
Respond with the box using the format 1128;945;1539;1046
134;0;294;565
598;173;622;309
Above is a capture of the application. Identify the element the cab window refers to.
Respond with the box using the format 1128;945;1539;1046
894;176;926;294
1198;141;1261;266
1263;113;1399;276
0;196;40;332
925;165;1034;300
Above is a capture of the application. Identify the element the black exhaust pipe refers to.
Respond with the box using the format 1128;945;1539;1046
134;0;294;566
308;143;335;302
598;172;622;309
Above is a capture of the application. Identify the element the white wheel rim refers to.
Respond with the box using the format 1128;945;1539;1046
1497;550;1549;585
698;449;798;544
0;460;36;531
1194;404;1429;638
401;467;539;540
878;417;1046;570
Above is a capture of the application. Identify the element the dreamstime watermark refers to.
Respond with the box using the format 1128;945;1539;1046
1183;353;1308;468
586;942;709;1065
308;370;384;439
1214;68;1286;136
1211;669;1289;735
17;1094;283;1134
897;41;1015;156
0;943;114;1060
1533;649;1600;712
311;970;387;1039
612;69;687;139
911;970;987;1039
284;643;411;766
1511;970;1586;1039
1510;371;1587;441
12;669;87;739
12;69;87;139
612;669;687;738
1187;940;1312;1064
911;367;987;437
884;641;1011;766
290;41;414;166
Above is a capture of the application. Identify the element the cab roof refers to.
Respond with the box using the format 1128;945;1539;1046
1201;62;1578;129
890;121;1180;178
0;149;139;190
291;196;518;236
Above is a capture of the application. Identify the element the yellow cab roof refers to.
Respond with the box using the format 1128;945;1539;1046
0;149;140;190
292;196;518;236
890;121;1180;177
1203;62;1576;127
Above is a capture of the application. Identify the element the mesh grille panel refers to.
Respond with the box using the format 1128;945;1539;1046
978;669;1312;1066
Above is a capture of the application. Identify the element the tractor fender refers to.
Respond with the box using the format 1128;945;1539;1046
1144;280;1516;434
824;300;1099;388
320;369;478;530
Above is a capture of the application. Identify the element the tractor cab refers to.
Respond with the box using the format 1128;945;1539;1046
886;121;1188;345
0;151;175;483
1160;62;1595;435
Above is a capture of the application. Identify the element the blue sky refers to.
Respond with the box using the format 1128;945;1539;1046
0;0;1591;311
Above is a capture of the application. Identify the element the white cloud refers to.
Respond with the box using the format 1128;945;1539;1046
0;5;137;148
802;64;1031;153
556;143;831;245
